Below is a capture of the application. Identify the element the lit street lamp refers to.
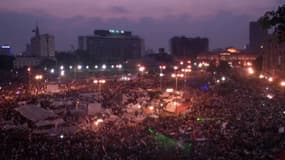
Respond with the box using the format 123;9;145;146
34;74;43;95
181;68;191;90
280;81;285;87
159;65;166;90
171;73;184;91
93;79;106;96
247;67;255;75
138;66;145;76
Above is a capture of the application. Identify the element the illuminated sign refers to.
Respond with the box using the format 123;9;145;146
1;45;10;49
109;29;125;34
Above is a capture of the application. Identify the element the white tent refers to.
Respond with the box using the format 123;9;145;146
46;84;60;93
36;118;65;128
15;104;57;122
88;102;104;115
165;102;177;113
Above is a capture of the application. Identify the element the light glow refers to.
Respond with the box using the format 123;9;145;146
50;69;55;74
247;67;254;75
166;88;174;93
34;74;43;80
139;66;145;72
266;94;274;99
280;81;285;87
102;64;107;70
94;119;104;126
259;74;264;79
60;70;65;76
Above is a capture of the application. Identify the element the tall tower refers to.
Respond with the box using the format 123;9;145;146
249;21;268;53
30;26;55;57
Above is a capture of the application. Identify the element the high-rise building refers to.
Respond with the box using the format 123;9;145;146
249;21;268;52
30;26;55;57
0;45;12;55
170;36;209;58
262;35;285;79
79;29;144;62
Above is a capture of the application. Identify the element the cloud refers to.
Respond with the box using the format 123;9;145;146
0;10;254;54
110;6;129;14
0;0;282;20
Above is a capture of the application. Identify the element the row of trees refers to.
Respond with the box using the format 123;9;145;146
259;4;285;42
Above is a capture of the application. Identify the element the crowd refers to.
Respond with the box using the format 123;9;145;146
0;71;284;160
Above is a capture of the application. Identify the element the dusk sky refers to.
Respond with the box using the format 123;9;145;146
0;0;283;54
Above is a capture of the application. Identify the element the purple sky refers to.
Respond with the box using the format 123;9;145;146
0;0;283;53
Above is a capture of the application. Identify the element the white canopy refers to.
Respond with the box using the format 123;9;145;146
15;104;57;122
36;118;65;127
88;102;104;115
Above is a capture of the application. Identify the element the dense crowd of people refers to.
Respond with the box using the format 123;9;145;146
0;71;284;160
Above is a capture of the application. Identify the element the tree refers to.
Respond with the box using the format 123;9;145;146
217;60;231;73
259;4;285;42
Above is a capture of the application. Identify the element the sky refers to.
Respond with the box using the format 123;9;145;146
0;0;283;54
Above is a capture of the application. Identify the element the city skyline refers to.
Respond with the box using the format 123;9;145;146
0;0;283;53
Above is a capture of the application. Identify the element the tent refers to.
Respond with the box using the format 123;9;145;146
15;104;57;122
88;102;104;115
165;102;189;114
36;118;65;128
46;84;60;93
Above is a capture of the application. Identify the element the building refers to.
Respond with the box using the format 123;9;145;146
79;29;144;62
14;56;41;69
30;26;55;57
170;36;209;58
197;48;257;67
262;36;285;79
249;21;268;52
0;45;12;55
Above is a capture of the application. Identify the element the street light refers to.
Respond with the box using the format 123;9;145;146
259;74;265;79
138;66;145;76
159;65;166;90
247;67;254;75
93;79;106;96
139;66;145;72
171;73;184;91
34;74;43;95
102;64;107;70
77;65;82;70
50;68;55;74
34;74;43;80
280;81;285;87
60;70;65;77
181;68;191;90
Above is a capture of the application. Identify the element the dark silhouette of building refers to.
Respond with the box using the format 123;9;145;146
249;21;268;52
78;29;144;62
262;35;285;79
0;45;12;55
170;36;209;58
30;26;55;57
